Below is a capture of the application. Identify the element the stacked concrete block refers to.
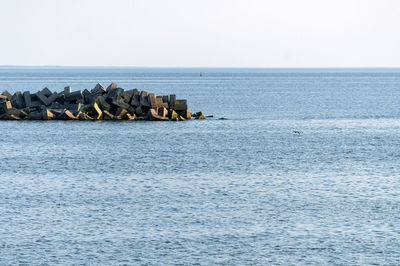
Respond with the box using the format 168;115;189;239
0;82;203;121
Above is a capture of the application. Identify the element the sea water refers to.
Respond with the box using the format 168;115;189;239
0;67;399;264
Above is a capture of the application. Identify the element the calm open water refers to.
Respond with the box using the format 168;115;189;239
0;67;400;265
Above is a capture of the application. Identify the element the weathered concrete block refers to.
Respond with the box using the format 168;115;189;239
174;99;187;111
27;111;42;120
115;108;127;119
82;89;91;97
135;106;144;116
65;90;83;102
91;83;106;96
82;102;102;120
106;82;118;91
148;93;157;108
41;87;52;97
181;109;192;119
42;109;55;120
170;94;176;107
64;86;72;95
112;98;130;110
127;106;135;115
36;91;57;106
65;103;81;115
2;91;12;100
130;94;140;107
0;101;12;112
139;91;150;108
11;91;25;109
49;109;64;117
146;109;168;121
169;110;178;120
77;111;93;120
30;100;41;108
0;113;20;120
36;91;49;106
157;107;168;117
156;97;163;108
107;87;123;100
102;110;115;120
23;91;32;107
98;96;111;111
58;109;76;120
195;112;206;119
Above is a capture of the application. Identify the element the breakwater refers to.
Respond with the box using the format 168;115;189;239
0;83;205;121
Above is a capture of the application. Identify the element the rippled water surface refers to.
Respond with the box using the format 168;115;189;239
0;67;400;264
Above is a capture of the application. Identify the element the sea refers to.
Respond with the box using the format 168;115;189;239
0;67;399;265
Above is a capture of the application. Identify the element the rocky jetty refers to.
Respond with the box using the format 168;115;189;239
0;83;205;121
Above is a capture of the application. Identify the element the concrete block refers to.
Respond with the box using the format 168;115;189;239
103;110;115;120
58;109;76;120
91;83;106;96
157;107;168;117
156;97;163;108
65;90;83;102
2;91;12;100
36;91;49;106
148;93;157;108
0;101;12;112
82;102;102;120
146;109;168;121
112;98;130;110
64;86;72;95
41;87;52;97
42;109;55;120
115;108;127;119
27;111;42;120
169;110;178;120
77;112;93;120
0;113;20;120
130;94;140;107
98;96;111;111
23;91;32;107
106;82;118;91
195;112;206;120
170;94;176;107
174;99;187;111
11;91;25;109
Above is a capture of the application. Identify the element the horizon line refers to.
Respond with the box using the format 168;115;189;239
1;65;400;69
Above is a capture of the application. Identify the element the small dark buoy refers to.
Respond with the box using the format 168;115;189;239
200;72;202;77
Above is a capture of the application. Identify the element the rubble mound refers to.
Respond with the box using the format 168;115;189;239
0;83;206;121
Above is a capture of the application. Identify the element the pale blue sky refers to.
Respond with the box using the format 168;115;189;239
0;0;399;67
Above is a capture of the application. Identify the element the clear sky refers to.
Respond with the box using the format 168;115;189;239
0;0;399;67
